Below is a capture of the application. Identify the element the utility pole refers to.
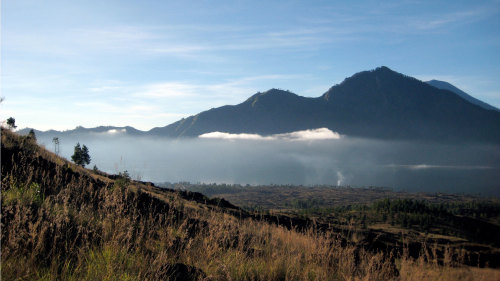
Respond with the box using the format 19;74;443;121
52;137;60;156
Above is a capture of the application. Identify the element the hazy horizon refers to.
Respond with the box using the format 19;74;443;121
36;132;500;196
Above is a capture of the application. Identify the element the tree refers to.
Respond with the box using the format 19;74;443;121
71;142;91;167
81;144;91;165
6;117;17;129
28;129;37;141
72;143;82;164
115;170;131;188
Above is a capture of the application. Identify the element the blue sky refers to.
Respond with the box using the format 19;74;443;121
1;0;500;131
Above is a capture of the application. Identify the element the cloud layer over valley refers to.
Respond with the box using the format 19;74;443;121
36;132;500;196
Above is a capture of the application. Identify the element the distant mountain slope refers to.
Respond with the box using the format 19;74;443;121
18;125;145;137
149;89;323;137
150;67;500;143
426;80;499;112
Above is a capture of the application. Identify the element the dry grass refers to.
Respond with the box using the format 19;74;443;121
2;128;499;280
400;258;500;281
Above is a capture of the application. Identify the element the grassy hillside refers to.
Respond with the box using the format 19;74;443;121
1;128;499;280
171;183;500;267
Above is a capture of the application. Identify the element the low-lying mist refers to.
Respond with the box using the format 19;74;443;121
37;130;500;196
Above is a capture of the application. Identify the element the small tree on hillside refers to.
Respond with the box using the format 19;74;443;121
71;142;91;167
81;144;91;165
28;129;37;141
6;117;17;130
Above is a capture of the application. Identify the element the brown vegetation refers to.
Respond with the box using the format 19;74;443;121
1;128;498;280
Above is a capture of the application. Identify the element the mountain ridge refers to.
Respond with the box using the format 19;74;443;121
20;66;500;143
149;66;500;142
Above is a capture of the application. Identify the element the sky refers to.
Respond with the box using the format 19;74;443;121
1;0;500;131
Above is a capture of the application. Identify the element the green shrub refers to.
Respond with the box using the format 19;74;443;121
3;180;43;206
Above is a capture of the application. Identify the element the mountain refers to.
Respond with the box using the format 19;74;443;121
426;80;499;112
150;66;500;143
149;89;323;137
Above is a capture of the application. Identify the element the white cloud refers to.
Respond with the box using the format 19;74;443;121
199;132;271;140
106;128;127;134
385;164;494;170
135;82;200;98
275;128;341;141
199;128;342;141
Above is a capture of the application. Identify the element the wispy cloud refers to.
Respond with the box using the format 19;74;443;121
89;86;124;92
134;82;200;98
74;26;157;50
319;4;498;36
411;8;491;31
8;4;493;66
62;73;308;130
4;23;357;61
132;74;306;100
73;97;169;119
214;27;346;51
3;25;200;58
